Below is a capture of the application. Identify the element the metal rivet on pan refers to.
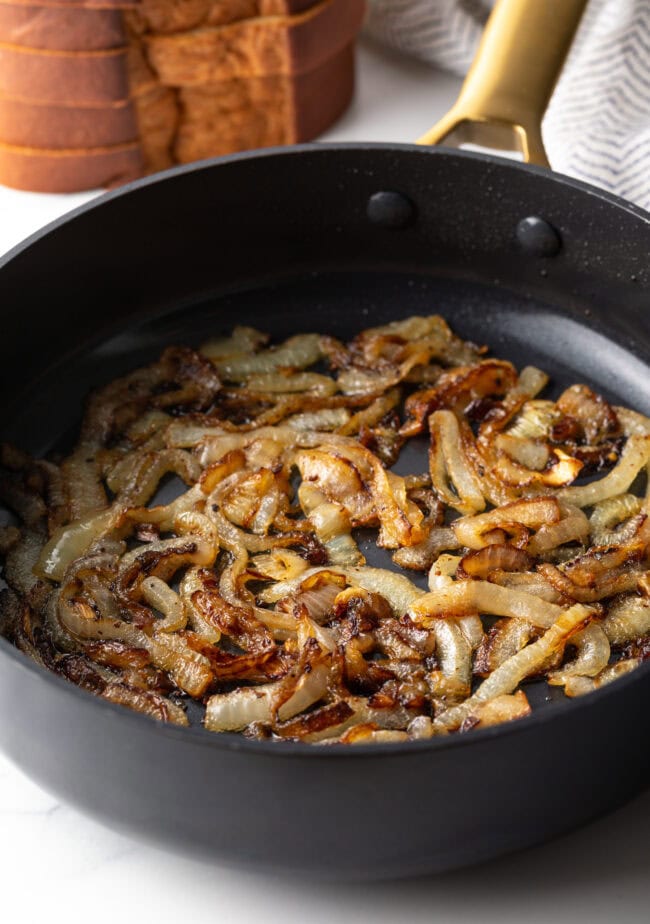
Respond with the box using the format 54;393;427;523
516;216;562;257
367;191;415;229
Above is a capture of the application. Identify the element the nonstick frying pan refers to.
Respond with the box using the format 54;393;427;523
1;0;650;880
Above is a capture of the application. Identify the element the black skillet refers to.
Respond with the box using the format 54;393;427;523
1;0;650;879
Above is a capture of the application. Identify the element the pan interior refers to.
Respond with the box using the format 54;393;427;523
1;267;649;725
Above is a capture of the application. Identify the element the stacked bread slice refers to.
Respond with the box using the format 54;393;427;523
0;0;365;191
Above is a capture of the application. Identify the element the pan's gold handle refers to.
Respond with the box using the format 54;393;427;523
418;0;588;167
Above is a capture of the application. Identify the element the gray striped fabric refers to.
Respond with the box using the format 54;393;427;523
366;0;650;210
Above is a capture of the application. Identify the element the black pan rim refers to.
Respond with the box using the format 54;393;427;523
1;141;650;278
2;141;650;760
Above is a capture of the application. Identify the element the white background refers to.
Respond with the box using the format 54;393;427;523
1;39;649;923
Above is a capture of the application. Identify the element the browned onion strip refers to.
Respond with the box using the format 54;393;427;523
431;604;594;732
336;388;401;436
204;649;331;732
429;410;486;515
558;435;650;507
452;497;561;550
474;618;533;677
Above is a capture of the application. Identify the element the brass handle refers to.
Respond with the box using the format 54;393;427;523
418;0;589;167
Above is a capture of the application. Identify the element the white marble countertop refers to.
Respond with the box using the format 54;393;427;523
1;38;649;924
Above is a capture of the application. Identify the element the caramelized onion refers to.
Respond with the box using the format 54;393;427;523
4;314;650;740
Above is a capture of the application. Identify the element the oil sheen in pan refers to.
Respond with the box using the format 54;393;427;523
3;269;648;729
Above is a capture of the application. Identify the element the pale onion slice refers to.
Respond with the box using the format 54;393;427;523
141;576;187;633
430;553;463;578
339;727;410;745
316;437;425;548
589;493;643;543
307;502;364;567
286;408;351;431
250;549;309;582
395;528;460;573
547;623;610;685
205;333;323;381
433;604;594;731
199;325;268;359
125;484;205;533
206;507;291;554
564;659;641;697
457;614;485;650
427;618;473;704
36;507;124;582
124;409;171;443
218;468;287;535
392;527;459;571
171;424;320;457
558;435;650;507
602;595;650;645
526;503;590;556
495;433;550;470
149;632;213;697
346;566;425;615
199;449;246;495
429;410;486;516
246;371;337;396
205;685;277;732
467;691;531;728
505;399;560;439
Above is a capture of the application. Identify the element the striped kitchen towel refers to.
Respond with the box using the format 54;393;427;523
366;0;650;210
